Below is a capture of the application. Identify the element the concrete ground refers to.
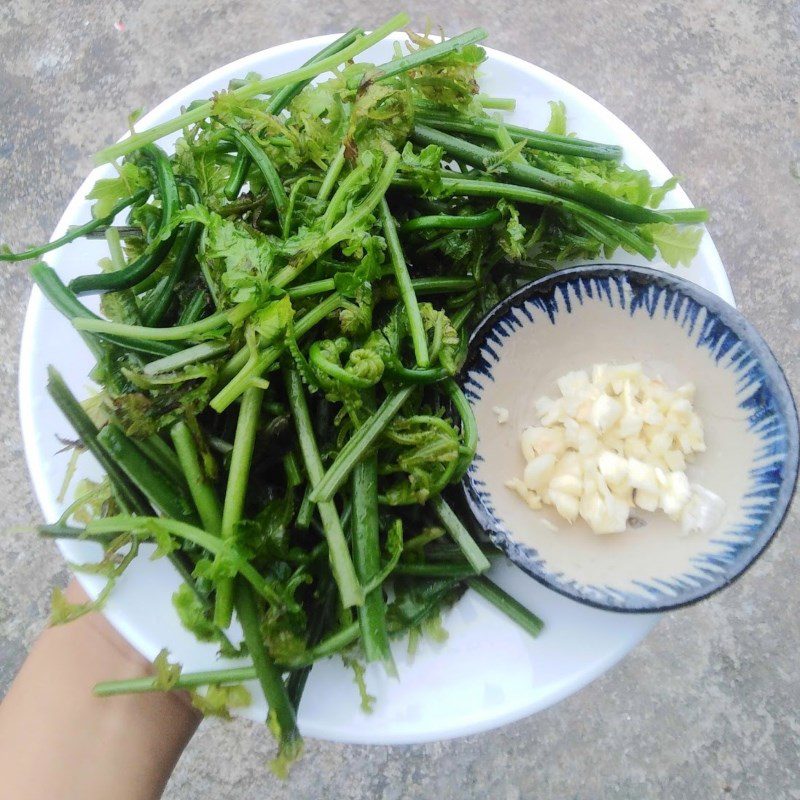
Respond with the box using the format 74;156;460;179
1;1;798;797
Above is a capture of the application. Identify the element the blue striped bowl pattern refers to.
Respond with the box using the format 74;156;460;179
461;265;799;612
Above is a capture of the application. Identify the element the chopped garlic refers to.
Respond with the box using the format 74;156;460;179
539;517;560;532
492;405;510;424
681;484;725;536
549;489;579;522
508;362;722;535
521;425;566;458
557;369;591;397
505;477;542;510
598;451;628;488
523;453;557;491
628;458;659;494
589;394;623;432
634;488;660;512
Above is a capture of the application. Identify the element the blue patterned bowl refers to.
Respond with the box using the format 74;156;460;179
461;265;798;612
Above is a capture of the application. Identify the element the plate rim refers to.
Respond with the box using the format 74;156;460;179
16;31;735;743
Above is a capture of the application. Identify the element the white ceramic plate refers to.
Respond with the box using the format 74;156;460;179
18;32;734;745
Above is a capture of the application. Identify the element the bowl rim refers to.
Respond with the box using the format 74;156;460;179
459;263;799;613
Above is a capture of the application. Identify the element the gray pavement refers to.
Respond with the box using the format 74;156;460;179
1;1;798;798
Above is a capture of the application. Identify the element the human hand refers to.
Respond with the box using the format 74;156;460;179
0;580;201;800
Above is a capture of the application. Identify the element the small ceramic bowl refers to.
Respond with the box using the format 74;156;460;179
461;264;798;612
